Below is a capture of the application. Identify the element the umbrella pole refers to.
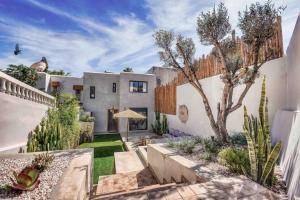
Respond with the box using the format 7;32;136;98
127;118;129;142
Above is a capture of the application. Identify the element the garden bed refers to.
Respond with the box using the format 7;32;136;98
164;139;287;197
0;153;72;200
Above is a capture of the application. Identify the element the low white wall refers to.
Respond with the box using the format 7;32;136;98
147;144;205;184
286;15;300;110
272;110;300;199
166;57;287;138
0;93;50;152
272;14;300;200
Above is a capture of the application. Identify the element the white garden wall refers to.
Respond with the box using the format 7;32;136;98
0;72;54;153
272;14;300;199
166;57;287;138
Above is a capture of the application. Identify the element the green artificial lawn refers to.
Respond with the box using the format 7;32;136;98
79;134;125;184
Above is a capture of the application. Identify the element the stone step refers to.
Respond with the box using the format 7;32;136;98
96;168;157;196
92;183;178;200
114;151;145;174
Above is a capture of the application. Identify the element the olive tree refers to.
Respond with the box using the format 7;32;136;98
154;1;283;142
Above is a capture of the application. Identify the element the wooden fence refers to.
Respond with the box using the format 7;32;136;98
155;16;284;115
155;84;176;115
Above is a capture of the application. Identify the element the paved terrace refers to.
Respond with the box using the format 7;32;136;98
93;176;284;200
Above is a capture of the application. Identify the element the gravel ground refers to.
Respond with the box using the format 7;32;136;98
0;154;72;200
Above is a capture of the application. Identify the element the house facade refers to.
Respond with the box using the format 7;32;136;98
36;70;157;133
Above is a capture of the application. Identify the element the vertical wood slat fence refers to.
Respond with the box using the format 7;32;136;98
155;16;284;115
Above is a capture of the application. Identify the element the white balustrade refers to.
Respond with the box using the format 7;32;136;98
0;71;55;106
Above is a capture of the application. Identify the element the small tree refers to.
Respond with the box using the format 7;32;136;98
154;1;283;142
123;67;133;72
47;69;70;76
4;64;38;86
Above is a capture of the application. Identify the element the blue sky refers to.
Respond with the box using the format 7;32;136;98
0;0;299;76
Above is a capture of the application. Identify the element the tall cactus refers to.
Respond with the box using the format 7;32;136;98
27;117;63;152
151;112;169;135
243;77;282;186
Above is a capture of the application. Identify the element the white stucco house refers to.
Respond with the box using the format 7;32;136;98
35;68;175;133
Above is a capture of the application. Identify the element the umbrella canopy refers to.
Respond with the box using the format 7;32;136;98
113;109;146;142
113;109;146;119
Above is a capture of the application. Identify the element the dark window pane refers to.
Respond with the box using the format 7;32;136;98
90;86;95;99
129;108;147;130
129;81;148;93
113;83;117;93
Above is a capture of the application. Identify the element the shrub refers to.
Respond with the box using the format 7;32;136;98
31;152;54;172
176;138;196;154
166;139;177;148
79;114;95;122
199;152;212;161
218;147;250;174
202;138;222;154
229;132;247;146
193;136;203;144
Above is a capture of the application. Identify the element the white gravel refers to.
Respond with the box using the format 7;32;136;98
0;155;72;200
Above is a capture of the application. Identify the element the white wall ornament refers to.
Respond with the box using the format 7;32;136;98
178;105;189;123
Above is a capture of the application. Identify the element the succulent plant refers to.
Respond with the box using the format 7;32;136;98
32;152;54;172
10;166;40;191
243;77;282;186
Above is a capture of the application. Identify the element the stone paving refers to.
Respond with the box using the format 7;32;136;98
96;168;157;196
114;151;145;173
94;176;284;200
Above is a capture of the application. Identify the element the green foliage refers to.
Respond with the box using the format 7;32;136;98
3;64;38;86
197;2;231;45
11;166;40;191
218;147;250;174
202;138;222;154
243;77;282;186
27;118;63;152
229;132;247;146
238;1;284;47
31;152;54;172
47;69;70;76
199;152;212;161
27;94;80;151
166;139;176;148
151;112;168;135
176;139;196;154
79;114;95;122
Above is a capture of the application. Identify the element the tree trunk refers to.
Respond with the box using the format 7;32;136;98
216;116;229;142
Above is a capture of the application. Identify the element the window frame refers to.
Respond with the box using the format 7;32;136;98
129;107;148;130
112;82;117;93
129;81;148;93
90;86;95;99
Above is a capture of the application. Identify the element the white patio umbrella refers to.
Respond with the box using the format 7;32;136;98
113;109;146;141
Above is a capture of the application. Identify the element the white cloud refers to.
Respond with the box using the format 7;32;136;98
0;0;298;76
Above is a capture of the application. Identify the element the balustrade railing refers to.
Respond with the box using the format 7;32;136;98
0;71;55;106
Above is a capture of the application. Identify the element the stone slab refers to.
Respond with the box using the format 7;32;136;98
115;151;145;174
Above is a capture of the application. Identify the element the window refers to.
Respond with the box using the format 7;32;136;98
75;90;81;101
112;83;117;93
129;108;147;130
90;86;95;99
129;81;147;93
156;78;161;86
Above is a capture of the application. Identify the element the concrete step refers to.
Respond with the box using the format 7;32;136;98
92;183;178;200
96;168;157;196
114;151;145;174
